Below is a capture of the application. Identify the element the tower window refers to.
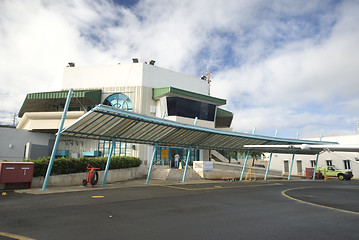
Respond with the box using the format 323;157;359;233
166;97;215;121
103;93;133;111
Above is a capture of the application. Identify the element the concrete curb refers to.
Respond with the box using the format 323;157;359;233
31;166;146;188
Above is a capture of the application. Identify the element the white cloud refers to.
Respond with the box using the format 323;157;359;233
212;0;359;137
0;0;358;139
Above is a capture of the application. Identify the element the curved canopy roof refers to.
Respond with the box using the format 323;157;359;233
61;105;337;153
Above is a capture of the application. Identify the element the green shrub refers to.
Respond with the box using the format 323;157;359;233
24;156;142;177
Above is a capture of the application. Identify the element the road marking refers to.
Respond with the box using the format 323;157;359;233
159;183;281;191
282;188;359;215
0;232;36;240
91;195;105;198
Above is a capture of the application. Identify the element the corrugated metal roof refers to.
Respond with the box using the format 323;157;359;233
61;105;337;153
152;87;226;105
25;89;102;100
19;90;102;117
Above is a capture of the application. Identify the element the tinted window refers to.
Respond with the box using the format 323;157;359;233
167;97;215;121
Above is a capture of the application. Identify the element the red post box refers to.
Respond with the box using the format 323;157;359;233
0;162;34;189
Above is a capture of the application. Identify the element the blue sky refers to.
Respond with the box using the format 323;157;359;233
0;0;358;139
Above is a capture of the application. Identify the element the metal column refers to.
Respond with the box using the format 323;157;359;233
265;153;274;181
240;151;250;181
42;89;73;190
264;130;278;180
182;146;192;183
287;153;296;180
146;144;158;184
182;117;197;183
312;134;323;181
288;132;299;180
240;127;256;181
101;138;116;186
312;154;320;181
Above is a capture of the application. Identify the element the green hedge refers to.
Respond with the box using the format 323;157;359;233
23;156;142;177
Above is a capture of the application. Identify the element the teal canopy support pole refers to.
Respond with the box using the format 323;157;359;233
101;138;116;186
312;134;323;181
312;153;320;181
265;153;273;181
240;151;250;181
182;146;192;183
288;153;296;180
181;117;197;183
42;89;73;190
240;127;256;181
182;117;198;183
264;130;278;180
288;132;299;180
146;143;158;184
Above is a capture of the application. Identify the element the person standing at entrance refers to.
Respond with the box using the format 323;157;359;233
174;154;180;168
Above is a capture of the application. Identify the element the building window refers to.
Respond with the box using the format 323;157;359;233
344;160;351;170
297;160;302;175
326;160;333;166
310;160;316;168
103;93;133;111
167;97;216;121
284;161;289;173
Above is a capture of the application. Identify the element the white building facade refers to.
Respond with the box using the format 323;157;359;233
268;135;359;178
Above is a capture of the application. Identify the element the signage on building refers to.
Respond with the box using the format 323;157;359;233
203;161;213;171
161;150;169;158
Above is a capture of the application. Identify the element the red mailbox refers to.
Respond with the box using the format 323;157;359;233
0;162;34;189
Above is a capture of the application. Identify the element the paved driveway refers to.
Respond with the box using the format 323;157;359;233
1;179;358;240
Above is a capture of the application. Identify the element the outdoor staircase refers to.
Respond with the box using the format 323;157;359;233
211;150;239;163
150;166;202;181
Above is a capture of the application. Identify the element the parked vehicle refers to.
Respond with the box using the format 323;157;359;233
317;165;353;181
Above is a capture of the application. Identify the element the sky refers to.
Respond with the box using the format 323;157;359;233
0;0;359;139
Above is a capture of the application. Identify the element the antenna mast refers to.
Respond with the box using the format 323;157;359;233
206;71;213;95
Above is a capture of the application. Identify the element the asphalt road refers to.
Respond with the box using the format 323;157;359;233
1;179;359;240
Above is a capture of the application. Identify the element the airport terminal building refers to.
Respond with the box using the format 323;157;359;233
1;61;358;180
8;61;233;167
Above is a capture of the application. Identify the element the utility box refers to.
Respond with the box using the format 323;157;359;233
0;162;34;189
305;167;323;180
306;168;314;179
